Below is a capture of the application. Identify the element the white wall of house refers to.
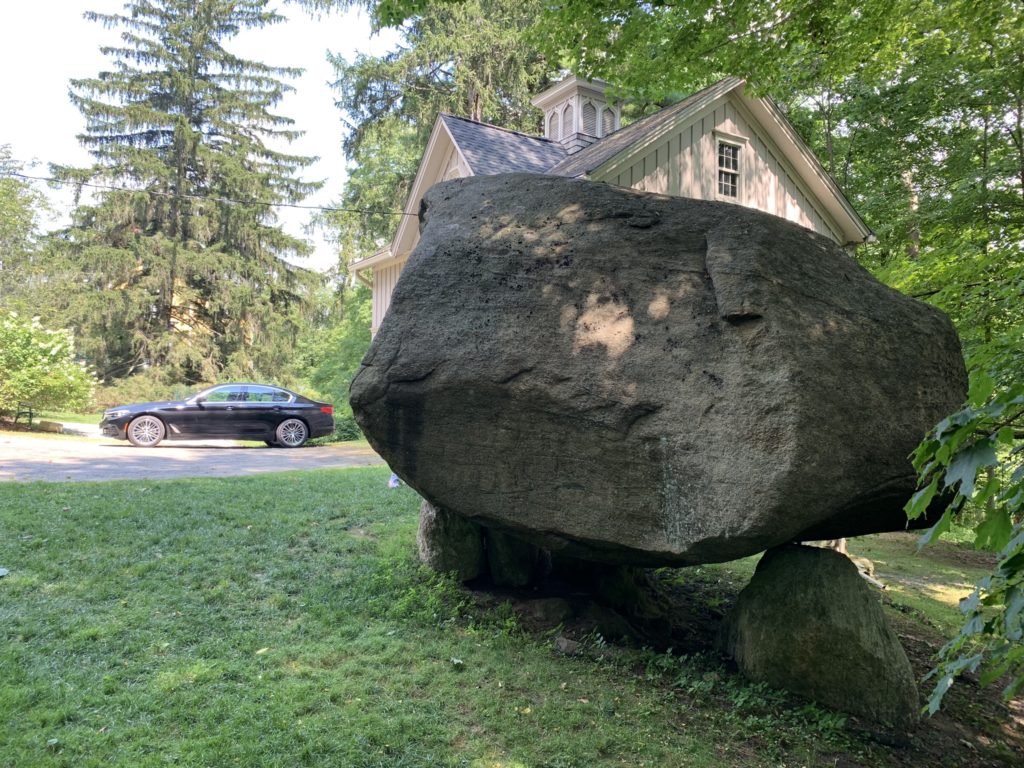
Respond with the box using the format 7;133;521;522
594;95;844;243
371;259;406;334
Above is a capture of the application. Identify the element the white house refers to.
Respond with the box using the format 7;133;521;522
355;76;872;335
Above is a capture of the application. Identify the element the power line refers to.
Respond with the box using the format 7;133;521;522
5;171;416;218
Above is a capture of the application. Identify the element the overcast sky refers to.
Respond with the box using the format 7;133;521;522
0;2;401;272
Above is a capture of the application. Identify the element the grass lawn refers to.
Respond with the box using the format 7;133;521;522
1;467;1020;767
34;411;103;425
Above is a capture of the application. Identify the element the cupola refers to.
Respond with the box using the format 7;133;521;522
531;76;621;155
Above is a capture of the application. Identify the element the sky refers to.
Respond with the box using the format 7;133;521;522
0;1;401;272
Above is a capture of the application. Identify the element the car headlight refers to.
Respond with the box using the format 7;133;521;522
104;409;131;419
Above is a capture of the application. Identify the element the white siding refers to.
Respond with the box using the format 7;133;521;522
371;260;405;334
595;96;843;243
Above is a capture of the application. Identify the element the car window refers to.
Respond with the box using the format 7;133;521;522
204;386;245;403
245;385;293;403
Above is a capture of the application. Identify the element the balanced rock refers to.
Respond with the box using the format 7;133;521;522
718;545;919;728
351;173;966;566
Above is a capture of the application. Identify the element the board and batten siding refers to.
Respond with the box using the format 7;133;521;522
371;260;406;334
595;97;843;244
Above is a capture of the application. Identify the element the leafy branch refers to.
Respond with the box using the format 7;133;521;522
906;373;1024;713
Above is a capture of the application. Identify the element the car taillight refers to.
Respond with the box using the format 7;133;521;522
320;405;333;415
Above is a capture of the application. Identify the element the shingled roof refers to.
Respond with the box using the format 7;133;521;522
440;114;566;175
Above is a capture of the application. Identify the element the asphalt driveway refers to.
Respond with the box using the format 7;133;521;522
0;432;383;483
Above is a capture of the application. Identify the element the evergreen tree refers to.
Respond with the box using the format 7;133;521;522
323;0;551;268
52;0;322;383
0;147;49;305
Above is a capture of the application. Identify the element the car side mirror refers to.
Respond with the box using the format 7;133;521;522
194;396;206;404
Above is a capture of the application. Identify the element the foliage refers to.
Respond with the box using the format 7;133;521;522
848;0;1024;383
0;147;49;305
906;376;1024;712
46;0;323;383
322;0;550;270
0;311;95;414
295;282;371;438
91;369;207;411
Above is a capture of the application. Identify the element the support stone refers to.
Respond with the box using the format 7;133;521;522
718;544;919;729
416;500;485;582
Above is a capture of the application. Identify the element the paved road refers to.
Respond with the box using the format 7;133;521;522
0;432;383;483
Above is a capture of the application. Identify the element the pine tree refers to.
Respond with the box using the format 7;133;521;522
53;0;322;383
324;0;551;268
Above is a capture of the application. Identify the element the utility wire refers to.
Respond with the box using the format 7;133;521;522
5;171;417;218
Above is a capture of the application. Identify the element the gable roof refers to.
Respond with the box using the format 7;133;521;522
440;114;566;175
547;78;742;178
547;77;871;244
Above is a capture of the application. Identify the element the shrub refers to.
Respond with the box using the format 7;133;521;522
0;311;95;414
92;370;207;410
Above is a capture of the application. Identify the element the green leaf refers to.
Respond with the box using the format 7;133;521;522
1004;588;1024;635
943;440;998;498
996;426;1016;446
919;509;953;549
968;370;994;406
960;590;981;614
905;477;939;520
926;674;954;716
975;508;1012;552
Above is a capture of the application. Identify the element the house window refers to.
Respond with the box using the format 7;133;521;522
718;142;739;198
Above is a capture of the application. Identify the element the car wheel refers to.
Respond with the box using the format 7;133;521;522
127;415;165;447
275;418;308;448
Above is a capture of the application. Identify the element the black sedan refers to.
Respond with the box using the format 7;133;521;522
100;383;335;448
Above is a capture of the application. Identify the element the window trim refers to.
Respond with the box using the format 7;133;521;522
714;131;748;202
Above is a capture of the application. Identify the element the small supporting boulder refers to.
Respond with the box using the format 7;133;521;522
416;500;485;581
718;544;919;729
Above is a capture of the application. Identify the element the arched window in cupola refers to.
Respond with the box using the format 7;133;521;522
602;108;615;136
547;111;559;140
562;103;574;136
582;102;598;136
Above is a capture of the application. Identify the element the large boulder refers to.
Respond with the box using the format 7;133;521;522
718;545;920;729
351;173;966;566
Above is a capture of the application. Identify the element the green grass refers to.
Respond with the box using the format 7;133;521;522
846;532;995;637
0;470;1010;767
34;410;102;425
